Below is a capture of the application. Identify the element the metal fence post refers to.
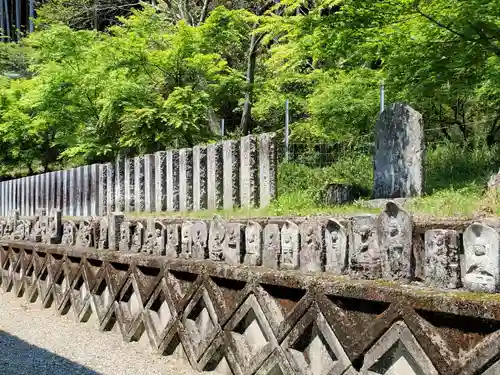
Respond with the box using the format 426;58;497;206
285;99;289;162
380;80;385;114
221;118;225;138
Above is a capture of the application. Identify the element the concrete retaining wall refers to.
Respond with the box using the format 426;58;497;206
0;239;499;375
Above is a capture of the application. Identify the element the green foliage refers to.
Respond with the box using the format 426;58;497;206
2;0;500;198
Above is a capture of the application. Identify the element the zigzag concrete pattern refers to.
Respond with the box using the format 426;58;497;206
0;237;500;375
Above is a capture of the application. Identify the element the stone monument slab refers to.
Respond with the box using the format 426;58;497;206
373;102;424;198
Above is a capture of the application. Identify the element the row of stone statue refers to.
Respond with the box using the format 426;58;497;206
0;203;498;293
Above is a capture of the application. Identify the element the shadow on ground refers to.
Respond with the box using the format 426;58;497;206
0;330;102;375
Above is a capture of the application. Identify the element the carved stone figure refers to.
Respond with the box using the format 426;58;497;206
108;213;124;251
11;220;26;241
3;210;19;239
42;209;62;244
280;221;299;270
377;202;412;280
263;224;280;269
300;221;323;272
76;219;94;248
22;220;32;241
244;221;262;266
143;220;156;255
30;209;46;242
98;217;109;250
424;230;460;289
350;215;381;279
209;217;226;262
180;222;193;259
153;221;167;255
191;221;208;260
166;224;180;258
225;223;242;265
463;223;500;292
0;220;5;238
119;221;132;253
325;219;348;274
143;219;166;255
61;221;77;246
130;222;144;253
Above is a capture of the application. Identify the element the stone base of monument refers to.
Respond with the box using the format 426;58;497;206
322;182;370;205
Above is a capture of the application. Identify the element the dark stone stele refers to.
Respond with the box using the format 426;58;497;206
322;182;370;205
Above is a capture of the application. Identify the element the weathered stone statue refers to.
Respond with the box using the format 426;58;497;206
377;201;412;280
300;221;324;272
143;219;166;255
280;221;299;270
209;217;225;261
22;220;32;241
61;221;77;246
3;210;19;240
463;223;500;292
325;219;348;274
244;221;262;266
191;221;208;260
119;221;132;253
108;213;124;251
263;224;280;269
42;209;62;245
130;222;144;253
11;219;27;241
98;217;109;250
0;220;5;239
424;230;461;289
143;220;155;255
30;209;46;243
180;222;193;259
166;224;180;258
76;219;94;248
225;223;242;265
350;215;381;279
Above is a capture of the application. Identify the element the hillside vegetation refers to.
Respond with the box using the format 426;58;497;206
1;0;500;216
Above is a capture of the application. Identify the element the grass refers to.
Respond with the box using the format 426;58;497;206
130;143;500;219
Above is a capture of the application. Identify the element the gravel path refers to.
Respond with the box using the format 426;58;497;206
0;290;208;375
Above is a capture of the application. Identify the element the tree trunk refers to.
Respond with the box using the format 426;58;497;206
239;1;280;135
239;28;259;135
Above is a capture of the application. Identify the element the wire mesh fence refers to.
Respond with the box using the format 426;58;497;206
278;132;471;169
